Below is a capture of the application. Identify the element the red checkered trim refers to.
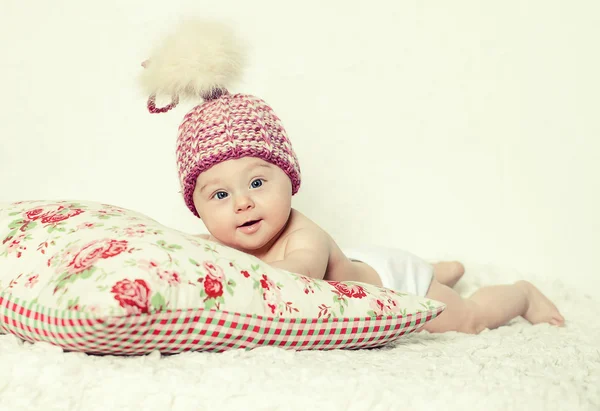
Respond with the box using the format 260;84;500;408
0;294;444;355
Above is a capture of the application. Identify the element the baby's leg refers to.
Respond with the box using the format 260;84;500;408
432;261;464;288
423;279;565;334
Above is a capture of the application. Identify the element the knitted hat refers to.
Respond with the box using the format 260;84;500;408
140;20;301;217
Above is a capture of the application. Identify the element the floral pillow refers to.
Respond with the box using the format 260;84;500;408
0;200;445;354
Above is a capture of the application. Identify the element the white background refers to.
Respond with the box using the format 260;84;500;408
1;1;598;294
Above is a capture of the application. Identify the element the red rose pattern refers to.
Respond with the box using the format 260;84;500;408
111;279;151;314
299;276;316;294
5;234;27;258
24;208;45;221
66;239;129;274
370;298;393;316
260;274;273;290
24;205;85;224
123;224;147;237
204;276;224;298
100;239;129;258
331;281;367;299
197;262;227;300
203;261;225;281
259;274;287;315
158;269;181;286
350;285;367;299
40;208;85;224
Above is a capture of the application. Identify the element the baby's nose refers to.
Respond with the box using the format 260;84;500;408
235;196;254;212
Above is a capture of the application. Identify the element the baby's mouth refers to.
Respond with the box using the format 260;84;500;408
239;219;261;228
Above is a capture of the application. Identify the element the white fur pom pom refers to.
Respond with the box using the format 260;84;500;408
140;19;245;100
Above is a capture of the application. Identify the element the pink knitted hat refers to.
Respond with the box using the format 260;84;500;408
140;20;301;217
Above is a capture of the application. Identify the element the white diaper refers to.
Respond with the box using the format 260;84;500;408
342;246;434;296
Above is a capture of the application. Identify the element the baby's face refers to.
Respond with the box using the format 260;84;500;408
193;157;292;253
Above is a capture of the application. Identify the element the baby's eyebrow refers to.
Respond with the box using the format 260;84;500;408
246;162;272;172
199;179;220;193
199;163;271;193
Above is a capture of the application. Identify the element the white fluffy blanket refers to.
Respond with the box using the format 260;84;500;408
0;263;598;411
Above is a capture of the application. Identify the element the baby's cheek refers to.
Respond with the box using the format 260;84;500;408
208;210;234;235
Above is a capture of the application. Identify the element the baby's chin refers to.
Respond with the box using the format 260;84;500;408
231;239;272;253
207;235;269;252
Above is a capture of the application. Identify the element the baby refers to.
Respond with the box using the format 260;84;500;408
141;20;564;333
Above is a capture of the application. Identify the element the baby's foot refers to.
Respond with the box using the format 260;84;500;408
517;280;565;326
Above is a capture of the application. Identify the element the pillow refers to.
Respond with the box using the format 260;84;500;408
0;200;445;354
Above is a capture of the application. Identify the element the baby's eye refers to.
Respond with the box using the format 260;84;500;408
214;191;228;200
250;179;264;189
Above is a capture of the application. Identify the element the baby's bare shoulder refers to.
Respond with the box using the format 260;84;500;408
283;209;332;252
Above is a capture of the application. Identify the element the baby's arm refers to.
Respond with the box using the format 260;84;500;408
267;228;330;280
